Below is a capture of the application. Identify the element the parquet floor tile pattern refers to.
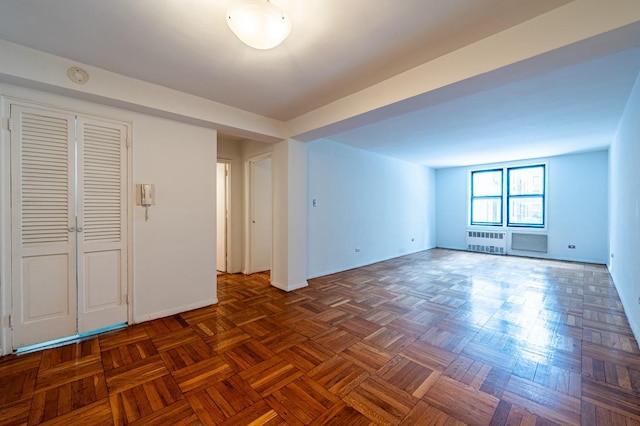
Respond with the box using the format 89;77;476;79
1;249;639;425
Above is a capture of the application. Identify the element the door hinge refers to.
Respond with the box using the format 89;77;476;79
8;314;13;328
122;294;128;305
6;118;13;131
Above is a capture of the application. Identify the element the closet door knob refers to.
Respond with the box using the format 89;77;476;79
77;227;83;232
68;227;75;232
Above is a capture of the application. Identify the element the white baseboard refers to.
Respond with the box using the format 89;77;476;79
306;247;431;280
608;264;640;348
133;298;218;324
271;279;308;292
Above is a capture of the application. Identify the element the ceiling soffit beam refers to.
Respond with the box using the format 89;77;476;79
285;0;640;142
0;39;285;143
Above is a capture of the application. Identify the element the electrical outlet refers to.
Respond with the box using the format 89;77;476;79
568;245;576;249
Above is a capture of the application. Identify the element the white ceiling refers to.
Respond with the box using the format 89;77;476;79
329;48;640;168
0;0;639;168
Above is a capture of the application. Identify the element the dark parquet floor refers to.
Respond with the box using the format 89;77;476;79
1;249;639;425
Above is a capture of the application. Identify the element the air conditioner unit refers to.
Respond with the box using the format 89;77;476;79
511;233;548;253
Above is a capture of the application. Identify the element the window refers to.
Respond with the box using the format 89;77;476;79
470;169;503;226
470;164;546;228
507;165;545;227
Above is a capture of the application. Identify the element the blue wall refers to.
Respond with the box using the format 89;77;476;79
307;139;436;278
609;70;640;339
436;150;609;264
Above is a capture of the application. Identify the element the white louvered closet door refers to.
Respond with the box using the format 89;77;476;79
76;117;128;333
11;103;128;350
10;105;77;348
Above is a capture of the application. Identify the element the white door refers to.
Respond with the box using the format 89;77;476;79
10;105;77;348
249;157;272;273
76;117;128;334
11;103;128;349
216;162;227;272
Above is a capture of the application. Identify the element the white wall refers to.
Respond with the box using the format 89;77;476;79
0;84;218;354
609;70;640;340
271;138;308;291
133;115;217;322
307;139;436;278
436;150;609;264
435;167;468;250
243;140;274;159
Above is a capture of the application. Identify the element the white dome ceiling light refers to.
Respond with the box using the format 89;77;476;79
226;0;291;50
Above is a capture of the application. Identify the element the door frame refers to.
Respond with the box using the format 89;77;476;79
244;153;272;275
1;97;10;355
126;122;134;332
216;160;232;273
0;97;133;354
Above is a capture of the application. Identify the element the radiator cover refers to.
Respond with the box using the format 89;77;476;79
466;231;506;255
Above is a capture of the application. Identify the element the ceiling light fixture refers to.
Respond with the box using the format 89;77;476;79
67;66;89;84
226;0;291;50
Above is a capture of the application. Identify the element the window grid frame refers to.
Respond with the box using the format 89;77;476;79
506;164;546;228
470;168;503;227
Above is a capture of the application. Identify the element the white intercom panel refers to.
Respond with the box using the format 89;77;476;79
136;184;155;221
